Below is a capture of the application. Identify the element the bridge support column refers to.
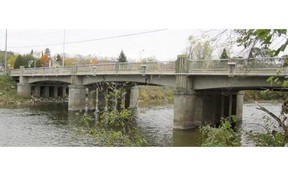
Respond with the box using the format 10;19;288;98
62;86;68;98
174;91;203;129
17;70;32;97
174;55;196;129
88;88;96;109
129;86;139;109
236;91;244;123
17;83;31;97
34;85;41;97
53;86;59;98
68;85;86;111
44;86;50;98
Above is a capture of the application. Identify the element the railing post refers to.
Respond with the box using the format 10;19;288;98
115;62;119;74
228;60;236;77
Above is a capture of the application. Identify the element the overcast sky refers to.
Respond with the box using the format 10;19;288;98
0;29;246;61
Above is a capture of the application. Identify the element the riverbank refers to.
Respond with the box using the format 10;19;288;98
138;86;174;107
0;75;26;106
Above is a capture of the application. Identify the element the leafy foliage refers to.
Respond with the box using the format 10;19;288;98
7;56;17;69
200;116;241;146
0;51;14;63
0;76;26;105
100;109;134;133
186;35;213;60
40;54;49;67
74;82;147;146
247;131;285;147
236;29;288;57
14;54;38;69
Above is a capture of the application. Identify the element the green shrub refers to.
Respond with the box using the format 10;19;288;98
200;116;241;147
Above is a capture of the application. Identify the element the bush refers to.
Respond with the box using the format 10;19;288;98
200;116;241;147
75;109;147;146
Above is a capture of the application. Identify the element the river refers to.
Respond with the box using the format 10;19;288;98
0;102;282;147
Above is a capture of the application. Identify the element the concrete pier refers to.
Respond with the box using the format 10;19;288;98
129;86;139;109
68;85;86;111
173;55;243;129
17;83;31;97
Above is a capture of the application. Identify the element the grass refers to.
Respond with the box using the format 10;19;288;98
0;75;27;105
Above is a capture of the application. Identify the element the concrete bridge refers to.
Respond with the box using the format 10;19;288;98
9;55;288;129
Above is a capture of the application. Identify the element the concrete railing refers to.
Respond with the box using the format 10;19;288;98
9;61;176;77
9;58;287;77
189;58;287;74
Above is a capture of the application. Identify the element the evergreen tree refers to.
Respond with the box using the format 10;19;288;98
117;50;127;62
56;54;62;64
45;48;51;55
220;48;229;59
14;55;24;69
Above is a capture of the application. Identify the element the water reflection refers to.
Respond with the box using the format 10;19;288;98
172;129;202;146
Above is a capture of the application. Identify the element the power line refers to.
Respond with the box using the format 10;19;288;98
8;29;168;49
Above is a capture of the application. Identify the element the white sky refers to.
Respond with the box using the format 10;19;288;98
1;0;287;61
0;29;238;61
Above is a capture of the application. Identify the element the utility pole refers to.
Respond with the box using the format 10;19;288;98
62;29;65;67
4;29;8;75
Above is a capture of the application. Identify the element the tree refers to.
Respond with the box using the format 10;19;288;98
7;56;17;69
56;54;62;64
14;55;25;69
220;48;229;59
44;48;51;56
186;35;213;60
14;54;38;69
236;29;288;57
40;54;49;67
117;50;127;62
236;29;288;145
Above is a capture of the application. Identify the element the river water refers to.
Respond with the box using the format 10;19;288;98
0;102;282;147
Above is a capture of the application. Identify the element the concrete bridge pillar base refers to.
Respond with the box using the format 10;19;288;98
34;85;41;97
68;85;86;111
236;91;244;123
173;91;202;129
129;86;139;109
173;90;244;130
17;83;31;97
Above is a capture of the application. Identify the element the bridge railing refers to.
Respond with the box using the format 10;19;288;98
9;61;176;77
76;61;175;75
9;58;286;77
189;58;287;74
189;60;228;72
